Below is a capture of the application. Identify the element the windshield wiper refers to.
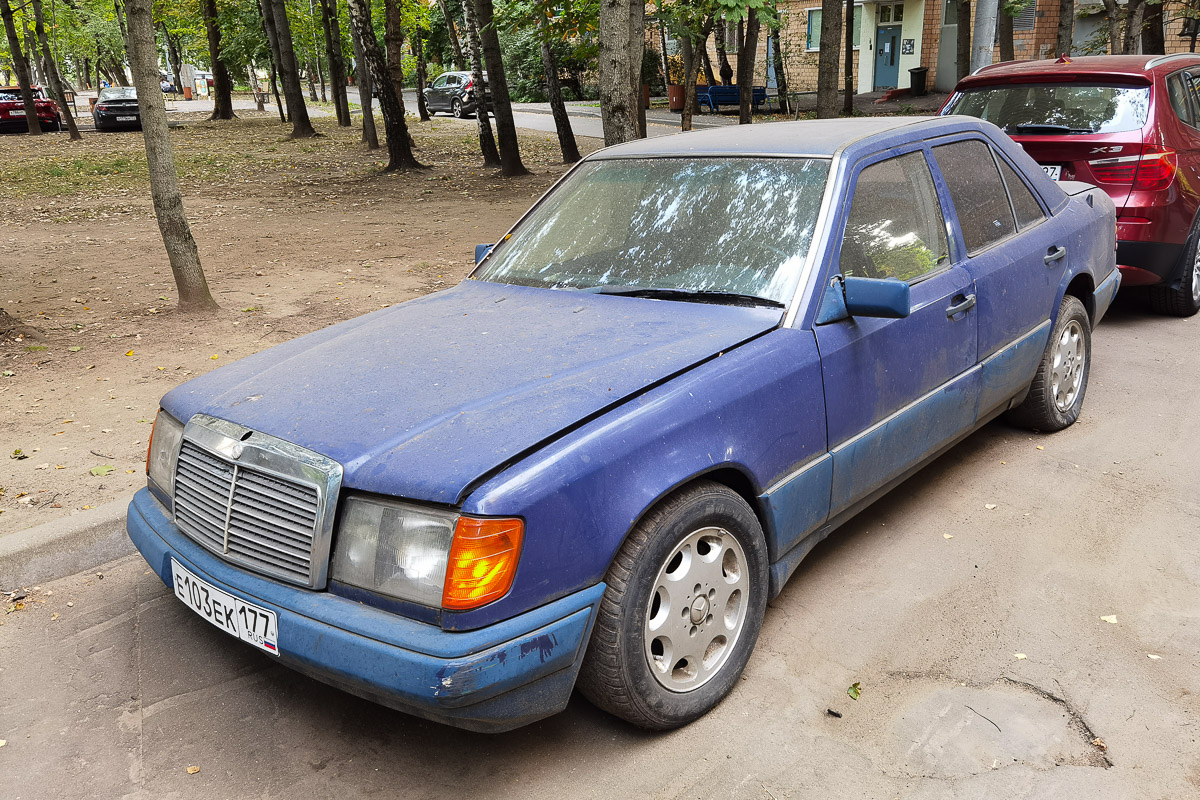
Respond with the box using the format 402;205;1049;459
586;286;785;308
1006;123;1093;135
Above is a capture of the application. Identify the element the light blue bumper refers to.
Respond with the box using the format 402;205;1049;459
127;488;604;732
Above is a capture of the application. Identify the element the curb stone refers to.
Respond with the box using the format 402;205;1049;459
0;492;136;589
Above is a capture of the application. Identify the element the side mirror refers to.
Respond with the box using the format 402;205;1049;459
474;243;494;264
816;275;910;323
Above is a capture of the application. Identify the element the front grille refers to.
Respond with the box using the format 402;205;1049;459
174;439;320;585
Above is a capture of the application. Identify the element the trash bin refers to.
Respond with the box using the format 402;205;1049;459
908;67;929;97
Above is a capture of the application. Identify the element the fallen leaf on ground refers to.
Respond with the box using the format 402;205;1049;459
985;503;997;510
1100;615;1118;624
1014;653;1027;660
1091;738;1107;751
1147;654;1162;660
90;465;115;477
847;682;861;701
186;766;200;775
125;350;134;356
68;346;82;352
10;449;28;460
210;354;219;360
943;533;954;539
0;739;5;748
51;612;59;621
1036;445;1044;450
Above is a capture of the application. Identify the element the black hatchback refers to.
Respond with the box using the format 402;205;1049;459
423;71;492;118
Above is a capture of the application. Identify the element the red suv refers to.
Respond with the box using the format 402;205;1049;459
942;55;1200;316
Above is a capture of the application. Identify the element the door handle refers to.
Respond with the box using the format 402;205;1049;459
946;293;976;318
1044;246;1067;265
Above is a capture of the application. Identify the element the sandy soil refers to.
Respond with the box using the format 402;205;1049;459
0;112;600;534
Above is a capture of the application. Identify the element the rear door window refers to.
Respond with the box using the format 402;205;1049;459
995;157;1045;230
933;140;1017;252
944;83;1151;135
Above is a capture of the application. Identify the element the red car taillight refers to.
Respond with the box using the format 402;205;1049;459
463;79;474;92
95;103;108;112
1090;146;1177;191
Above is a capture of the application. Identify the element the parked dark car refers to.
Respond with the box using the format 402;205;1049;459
0;86;62;132
93;87;141;131
943;54;1200;316
423;70;492;118
128;116;1118;733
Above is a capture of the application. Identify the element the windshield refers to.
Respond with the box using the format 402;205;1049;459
473;157;830;304
99;88;137;101
946;83;1150;134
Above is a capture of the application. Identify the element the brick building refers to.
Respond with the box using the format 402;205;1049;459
684;0;1200;97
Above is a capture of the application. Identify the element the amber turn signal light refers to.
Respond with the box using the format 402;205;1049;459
442;516;524;610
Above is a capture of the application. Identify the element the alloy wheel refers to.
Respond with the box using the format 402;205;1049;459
1050;319;1086;412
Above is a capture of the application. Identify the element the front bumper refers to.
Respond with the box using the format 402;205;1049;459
127;488;603;732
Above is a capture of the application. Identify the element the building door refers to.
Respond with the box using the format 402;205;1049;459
936;0;959;91
874;25;901;89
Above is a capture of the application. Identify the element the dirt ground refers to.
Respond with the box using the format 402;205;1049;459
0;112;600;535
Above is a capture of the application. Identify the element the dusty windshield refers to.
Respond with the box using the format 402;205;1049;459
946;83;1150;134
473;157;830;305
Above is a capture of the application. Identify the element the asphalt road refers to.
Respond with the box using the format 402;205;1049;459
1;292;1198;799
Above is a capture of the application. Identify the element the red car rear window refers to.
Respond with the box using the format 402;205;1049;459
945;83;1150;135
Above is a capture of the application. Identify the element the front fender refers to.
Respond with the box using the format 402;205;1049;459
449;327;828;631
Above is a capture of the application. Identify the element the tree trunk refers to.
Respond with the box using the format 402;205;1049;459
319;0;350;125
658;21;671;87
436;0;465;69
630;0;646;138
123;0;218;313
32;0;80;138
1100;0;1122;53
161;24;184;96
257;0;288;120
248;63;266;110
771;14;788;115
1124;0;1145;55
0;0;43;134
681;28;696;131
715;21;733;85
346;0;421;169
202;0;236;120
539;18;580;163
475;0;529;174
384;0;407;106
1055;0;1073;57
972;0;998;71
700;34;716;86
347;9;379;149
415;32;431;121
843;0;854;114
816;0;842;118
1141;0;1165;54
461;0;500;166
267;0;317;137
737;12;760;124
956;0;971;80
598;0;638;144
307;61;319;100
997;7;1014;62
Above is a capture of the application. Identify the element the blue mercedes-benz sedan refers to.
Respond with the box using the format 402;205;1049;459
128;116;1119;732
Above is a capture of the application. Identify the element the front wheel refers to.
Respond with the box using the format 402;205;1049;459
577;481;768;730
1006;294;1091;432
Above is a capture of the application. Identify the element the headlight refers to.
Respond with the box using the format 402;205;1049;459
330;494;523;610
146;409;184;504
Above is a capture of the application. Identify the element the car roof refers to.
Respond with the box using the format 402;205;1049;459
960;54;1200;88
591;116;976;159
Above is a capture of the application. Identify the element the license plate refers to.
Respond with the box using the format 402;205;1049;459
116;115;136;121
170;559;280;655
1041;164;1062;180
9;110;23;116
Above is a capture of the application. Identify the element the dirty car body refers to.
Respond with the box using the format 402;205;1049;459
128;116;1118;732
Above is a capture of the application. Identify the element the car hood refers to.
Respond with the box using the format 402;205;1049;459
162;280;781;505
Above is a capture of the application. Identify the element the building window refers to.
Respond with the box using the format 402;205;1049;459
807;5;864;50
1013;0;1036;31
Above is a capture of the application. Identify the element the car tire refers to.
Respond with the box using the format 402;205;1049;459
55;115;63;132
1006;294;1091;432
1148;224;1200;318
451;98;465;119
576;480;769;730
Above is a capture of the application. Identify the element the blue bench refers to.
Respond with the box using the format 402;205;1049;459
697;85;768;112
